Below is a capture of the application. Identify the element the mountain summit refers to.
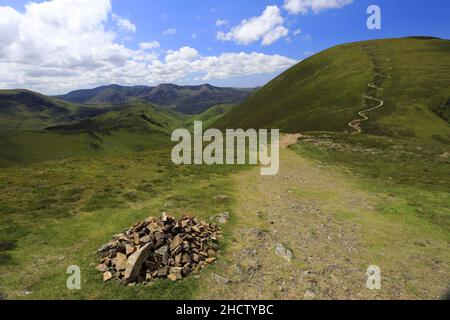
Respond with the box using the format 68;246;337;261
215;37;450;139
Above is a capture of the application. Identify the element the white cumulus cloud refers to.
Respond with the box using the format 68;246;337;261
284;0;353;14
217;6;289;46
163;28;176;35
192;51;296;81
0;0;297;94
139;41;160;50
111;13;136;33
216;19;228;27
165;47;200;63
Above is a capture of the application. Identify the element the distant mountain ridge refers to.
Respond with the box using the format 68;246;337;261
0;88;188;166
56;83;254;114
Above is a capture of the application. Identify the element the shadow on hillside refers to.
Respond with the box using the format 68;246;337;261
443;289;450;300
0;240;17;267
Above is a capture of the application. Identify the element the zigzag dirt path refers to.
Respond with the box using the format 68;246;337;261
348;58;392;134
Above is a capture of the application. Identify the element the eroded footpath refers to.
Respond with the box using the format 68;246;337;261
199;135;450;300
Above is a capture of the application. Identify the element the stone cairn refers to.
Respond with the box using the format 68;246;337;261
96;213;221;284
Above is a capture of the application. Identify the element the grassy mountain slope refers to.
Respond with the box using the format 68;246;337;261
184;103;236;129
215;37;450;140
57;84;253;115
0;89;124;131
46;100;183;133
0;100;184;167
55;85;150;105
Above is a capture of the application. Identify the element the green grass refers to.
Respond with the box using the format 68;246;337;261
216;37;450;139
0;147;250;300
67;100;185;133
0;88;251;300
0;130;170;167
0;100;185;167
0;89;127;131
291;133;450;234
184;104;236;130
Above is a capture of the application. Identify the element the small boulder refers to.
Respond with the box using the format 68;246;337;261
124;243;152;283
115;253;127;271
140;235;152;244
216;212;230;224
103;271;113;282
212;273;231;285
158;267;169;277
95;264;108;273
170;235;183;252
304;289;316;299
125;244;135;256
170;267;183;276
167;274;178;282
275;243;293;263
155;245;169;256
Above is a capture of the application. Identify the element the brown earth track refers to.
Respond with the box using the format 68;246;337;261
199;134;450;300
348;58;392;134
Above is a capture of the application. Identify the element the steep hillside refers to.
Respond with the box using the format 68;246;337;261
0;99;184;167
0;89;123;130
55;85;150;105
46;101;183;134
184;103;236;129
215;37;450;140
57;84;253;114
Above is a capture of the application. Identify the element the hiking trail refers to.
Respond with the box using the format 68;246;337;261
348;55;392;134
199;134;450;299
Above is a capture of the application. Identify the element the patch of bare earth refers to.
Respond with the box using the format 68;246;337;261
199;135;450;300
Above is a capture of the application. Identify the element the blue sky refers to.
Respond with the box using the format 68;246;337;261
111;0;450;57
0;0;449;93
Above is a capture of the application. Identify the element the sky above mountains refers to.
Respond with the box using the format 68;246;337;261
0;0;449;94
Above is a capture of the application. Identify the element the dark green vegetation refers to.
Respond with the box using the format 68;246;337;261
433;98;450;124
216;37;450;140
0;89;123;131
46;101;183;133
0;96;183;167
292;133;450;235
184;104;236;129
57;84;253;114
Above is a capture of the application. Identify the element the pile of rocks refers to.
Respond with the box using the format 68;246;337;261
96;213;221;284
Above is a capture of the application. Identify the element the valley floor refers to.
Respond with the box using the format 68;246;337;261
199;135;450;299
